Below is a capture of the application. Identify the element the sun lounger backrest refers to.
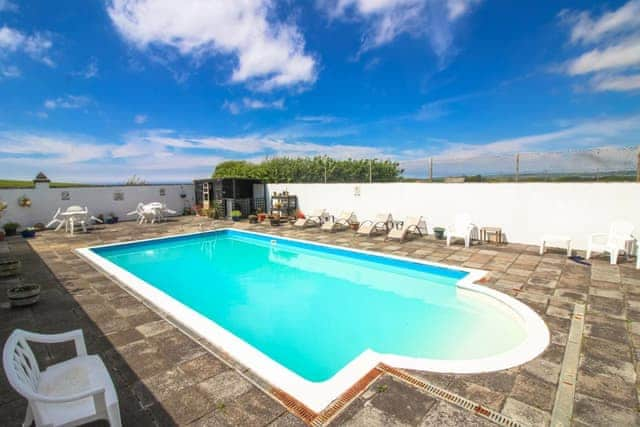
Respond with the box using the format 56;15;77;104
403;216;421;230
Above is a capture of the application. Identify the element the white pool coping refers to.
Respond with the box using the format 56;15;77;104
76;228;550;413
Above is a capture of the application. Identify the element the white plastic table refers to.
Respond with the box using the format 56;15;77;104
540;234;572;256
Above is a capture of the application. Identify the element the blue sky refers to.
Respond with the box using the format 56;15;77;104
0;0;639;182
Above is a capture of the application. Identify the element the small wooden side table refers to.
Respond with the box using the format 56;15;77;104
481;227;503;244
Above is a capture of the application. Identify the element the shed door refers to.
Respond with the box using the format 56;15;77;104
202;182;210;209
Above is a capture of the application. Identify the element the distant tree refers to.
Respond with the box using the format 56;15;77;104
212;157;403;182
212;161;258;178
125;175;147;185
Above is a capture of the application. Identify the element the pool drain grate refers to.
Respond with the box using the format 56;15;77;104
271;388;317;424
311;367;383;426
378;364;523;427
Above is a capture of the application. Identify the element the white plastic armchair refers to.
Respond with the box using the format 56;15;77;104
445;213;476;248
126;203;143;223
3;329;121;427
586;220;635;265
46;209;65;231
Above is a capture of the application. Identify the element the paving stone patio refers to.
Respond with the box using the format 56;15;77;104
0;216;638;426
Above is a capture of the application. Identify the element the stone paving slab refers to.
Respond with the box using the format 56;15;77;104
0;217;638;426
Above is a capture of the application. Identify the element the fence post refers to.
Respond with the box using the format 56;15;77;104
636;147;640;182
515;153;520;183
428;157;433;182
324;157;327;184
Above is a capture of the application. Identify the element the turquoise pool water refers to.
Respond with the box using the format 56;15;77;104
93;230;528;382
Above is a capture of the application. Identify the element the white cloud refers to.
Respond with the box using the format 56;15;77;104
0;26;54;66
107;0;316;91
562;1;640;92
398;114;640;177
223;97;284;114
0;132;111;164
562;0;640;45
43;95;91;110
0;0;18;13
567;36;640;75
295;115;339;123
592;74;640;92
435;114;640;159
0;64;20;78
113;128;385;159
319;0;480;62
72;58;99;79
134;114;148;124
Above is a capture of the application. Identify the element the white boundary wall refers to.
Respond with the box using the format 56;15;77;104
266;183;640;250
0;182;195;227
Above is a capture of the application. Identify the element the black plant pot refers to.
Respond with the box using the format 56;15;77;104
433;227;445;240
4;229;17;237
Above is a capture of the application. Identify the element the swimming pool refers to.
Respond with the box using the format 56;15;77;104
78;229;549;412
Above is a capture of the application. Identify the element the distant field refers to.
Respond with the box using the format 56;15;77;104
0;179;91;188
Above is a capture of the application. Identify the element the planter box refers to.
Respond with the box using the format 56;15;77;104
4;229;17;237
0;258;21;277
7;284;41;307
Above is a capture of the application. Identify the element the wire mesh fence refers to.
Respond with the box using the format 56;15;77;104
399;146;639;182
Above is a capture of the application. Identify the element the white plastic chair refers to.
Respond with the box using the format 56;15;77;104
66;207;89;236
46;209;65;231
586;220;635;265
446;213;476;248
3;329;121;427
126;203;153;224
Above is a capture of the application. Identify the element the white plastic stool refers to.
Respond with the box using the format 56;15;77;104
540;234;572;256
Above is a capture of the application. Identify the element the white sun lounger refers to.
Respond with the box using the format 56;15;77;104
357;213;392;236
321;211;353;232
386;216;423;241
293;209;326;228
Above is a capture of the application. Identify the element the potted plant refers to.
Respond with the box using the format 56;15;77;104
3;222;19;237
21;227;36;238
248;214;258;224
270;213;281;226
433;227;445;240
106;213;119;224
231;210;242;221
7;283;41;307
